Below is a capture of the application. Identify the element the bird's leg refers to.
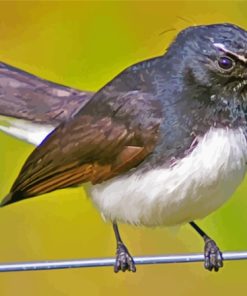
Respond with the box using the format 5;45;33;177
112;222;136;273
189;221;223;272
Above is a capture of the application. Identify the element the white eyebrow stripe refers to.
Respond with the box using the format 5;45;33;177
213;42;247;63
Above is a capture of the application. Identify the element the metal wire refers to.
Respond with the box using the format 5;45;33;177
0;251;247;272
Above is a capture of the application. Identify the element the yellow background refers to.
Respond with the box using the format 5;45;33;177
0;1;247;295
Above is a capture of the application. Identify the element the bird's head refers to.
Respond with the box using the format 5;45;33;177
165;23;247;125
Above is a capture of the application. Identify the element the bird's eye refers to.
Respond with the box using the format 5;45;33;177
217;56;235;71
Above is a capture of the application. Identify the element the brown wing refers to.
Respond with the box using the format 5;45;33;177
0;61;162;206
9;110;159;200
0;62;94;125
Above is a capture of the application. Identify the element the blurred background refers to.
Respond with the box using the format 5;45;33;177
0;1;247;295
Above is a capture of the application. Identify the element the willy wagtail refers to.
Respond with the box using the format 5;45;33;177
2;23;247;273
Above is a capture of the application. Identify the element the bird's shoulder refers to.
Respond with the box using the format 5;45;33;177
78;56;163;124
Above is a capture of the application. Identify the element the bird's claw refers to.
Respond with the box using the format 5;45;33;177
204;238;223;272
114;242;136;273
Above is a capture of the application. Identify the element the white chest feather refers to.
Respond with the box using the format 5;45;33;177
91;128;247;226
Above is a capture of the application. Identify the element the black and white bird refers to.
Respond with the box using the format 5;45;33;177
1;23;247;273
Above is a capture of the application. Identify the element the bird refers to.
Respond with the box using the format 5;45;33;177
1;23;247;273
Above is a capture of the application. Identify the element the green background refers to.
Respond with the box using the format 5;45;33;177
0;1;247;295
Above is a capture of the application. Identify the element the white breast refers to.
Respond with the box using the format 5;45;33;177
91;128;247;227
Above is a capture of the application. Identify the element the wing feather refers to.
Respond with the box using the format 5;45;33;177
11;116;158;198
3;89;161;205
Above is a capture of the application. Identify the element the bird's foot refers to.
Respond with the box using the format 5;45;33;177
114;242;136;273
204;237;223;272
